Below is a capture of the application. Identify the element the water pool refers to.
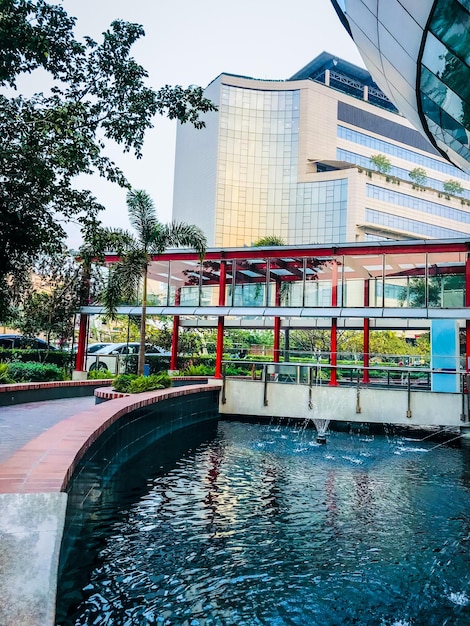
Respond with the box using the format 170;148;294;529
56;420;470;625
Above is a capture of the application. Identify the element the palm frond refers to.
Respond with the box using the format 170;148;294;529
103;249;148;316
157;221;207;260
126;189;158;247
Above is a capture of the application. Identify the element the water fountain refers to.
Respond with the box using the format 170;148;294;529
312;417;330;444
56;419;470;626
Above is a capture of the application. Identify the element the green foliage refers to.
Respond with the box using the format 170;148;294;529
112;373;137;392
253;236;286;247
0;1;215;320
0;363;14;384
113;372;171;393
88;368;114;380
103;189;207;375
6;361;64;382
369;154;392;174
0;348;73;367
408;167;427;186
181;364;214;376
146;324;204;355
127;372;172;393
443;179;464;195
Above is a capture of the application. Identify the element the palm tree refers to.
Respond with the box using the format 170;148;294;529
103;189;206;375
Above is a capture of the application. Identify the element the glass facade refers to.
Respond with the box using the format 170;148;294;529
338;125;470;179
420;0;470;168
366;184;470;225
337;148;470;199
216;86;299;246
138;246;467;310
365;209;465;239
216;85;348;246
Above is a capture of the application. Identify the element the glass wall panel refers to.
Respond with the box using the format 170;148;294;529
341;255;371;307
268;257;305;307
168;260;201;306
427;251;466;308
147;260;170;306
383;254;426;308
233;258;267;306
303;257;337;307
198;260;223;306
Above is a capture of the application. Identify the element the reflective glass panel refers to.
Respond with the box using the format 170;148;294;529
427;251;465;308
233;258;268;306
384;254;426;308
147;260;170;306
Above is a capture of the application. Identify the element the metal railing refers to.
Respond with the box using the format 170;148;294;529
221;360;470;423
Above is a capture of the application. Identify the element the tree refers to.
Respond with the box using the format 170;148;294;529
13;251;80;353
369;154;392;175
408;167;427;186
103;189;207;375
0;0;216;320
443;179;464;196
253;236;286;246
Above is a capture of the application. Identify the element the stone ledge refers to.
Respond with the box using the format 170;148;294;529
0;492;67;626
0;379;114;406
0;379;113;393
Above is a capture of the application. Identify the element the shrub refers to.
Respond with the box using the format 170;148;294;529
0;348;73;368
113;372;172;394
112;374;137;393
0;363;13;384
88;369;115;380
127;373;172;393
370;153;391;174
182;364;214;376
6;361;65;382
443;179;464;195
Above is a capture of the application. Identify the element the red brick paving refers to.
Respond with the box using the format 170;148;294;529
0;384;220;494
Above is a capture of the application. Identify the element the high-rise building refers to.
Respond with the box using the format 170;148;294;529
331;1;470;173
173;52;470;247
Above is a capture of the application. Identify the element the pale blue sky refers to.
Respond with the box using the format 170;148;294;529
57;0;364;245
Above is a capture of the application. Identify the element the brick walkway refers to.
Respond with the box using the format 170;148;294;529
0;397;95;464
0;384;220;494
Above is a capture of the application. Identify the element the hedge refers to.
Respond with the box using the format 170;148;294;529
0;348;73;368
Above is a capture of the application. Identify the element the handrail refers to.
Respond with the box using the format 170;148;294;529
222;359;466;393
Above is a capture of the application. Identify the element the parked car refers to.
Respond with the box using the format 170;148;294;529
87;342;113;354
0;334;56;350
86;342;170;373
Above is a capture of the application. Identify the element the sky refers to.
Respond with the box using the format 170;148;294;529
56;0;364;246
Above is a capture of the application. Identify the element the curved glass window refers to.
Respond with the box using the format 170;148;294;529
419;0;470;168
430;0;470;66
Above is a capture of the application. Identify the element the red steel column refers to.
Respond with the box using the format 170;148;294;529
466;255;470;372
329;261;338;386
363;279;370;384
273;281;281;363
215;260;227;379
74;313;88;372
170;289;181;370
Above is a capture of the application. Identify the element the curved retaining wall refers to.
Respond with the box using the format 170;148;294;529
0;379;113;406
0;383;221;626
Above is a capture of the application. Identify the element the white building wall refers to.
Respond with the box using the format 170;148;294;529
172;79;221;245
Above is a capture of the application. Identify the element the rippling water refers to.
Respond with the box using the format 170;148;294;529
56;420;470;626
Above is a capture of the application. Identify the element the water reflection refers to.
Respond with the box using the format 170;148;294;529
57;421;470;626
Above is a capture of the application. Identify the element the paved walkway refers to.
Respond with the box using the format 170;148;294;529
0;397;95;464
